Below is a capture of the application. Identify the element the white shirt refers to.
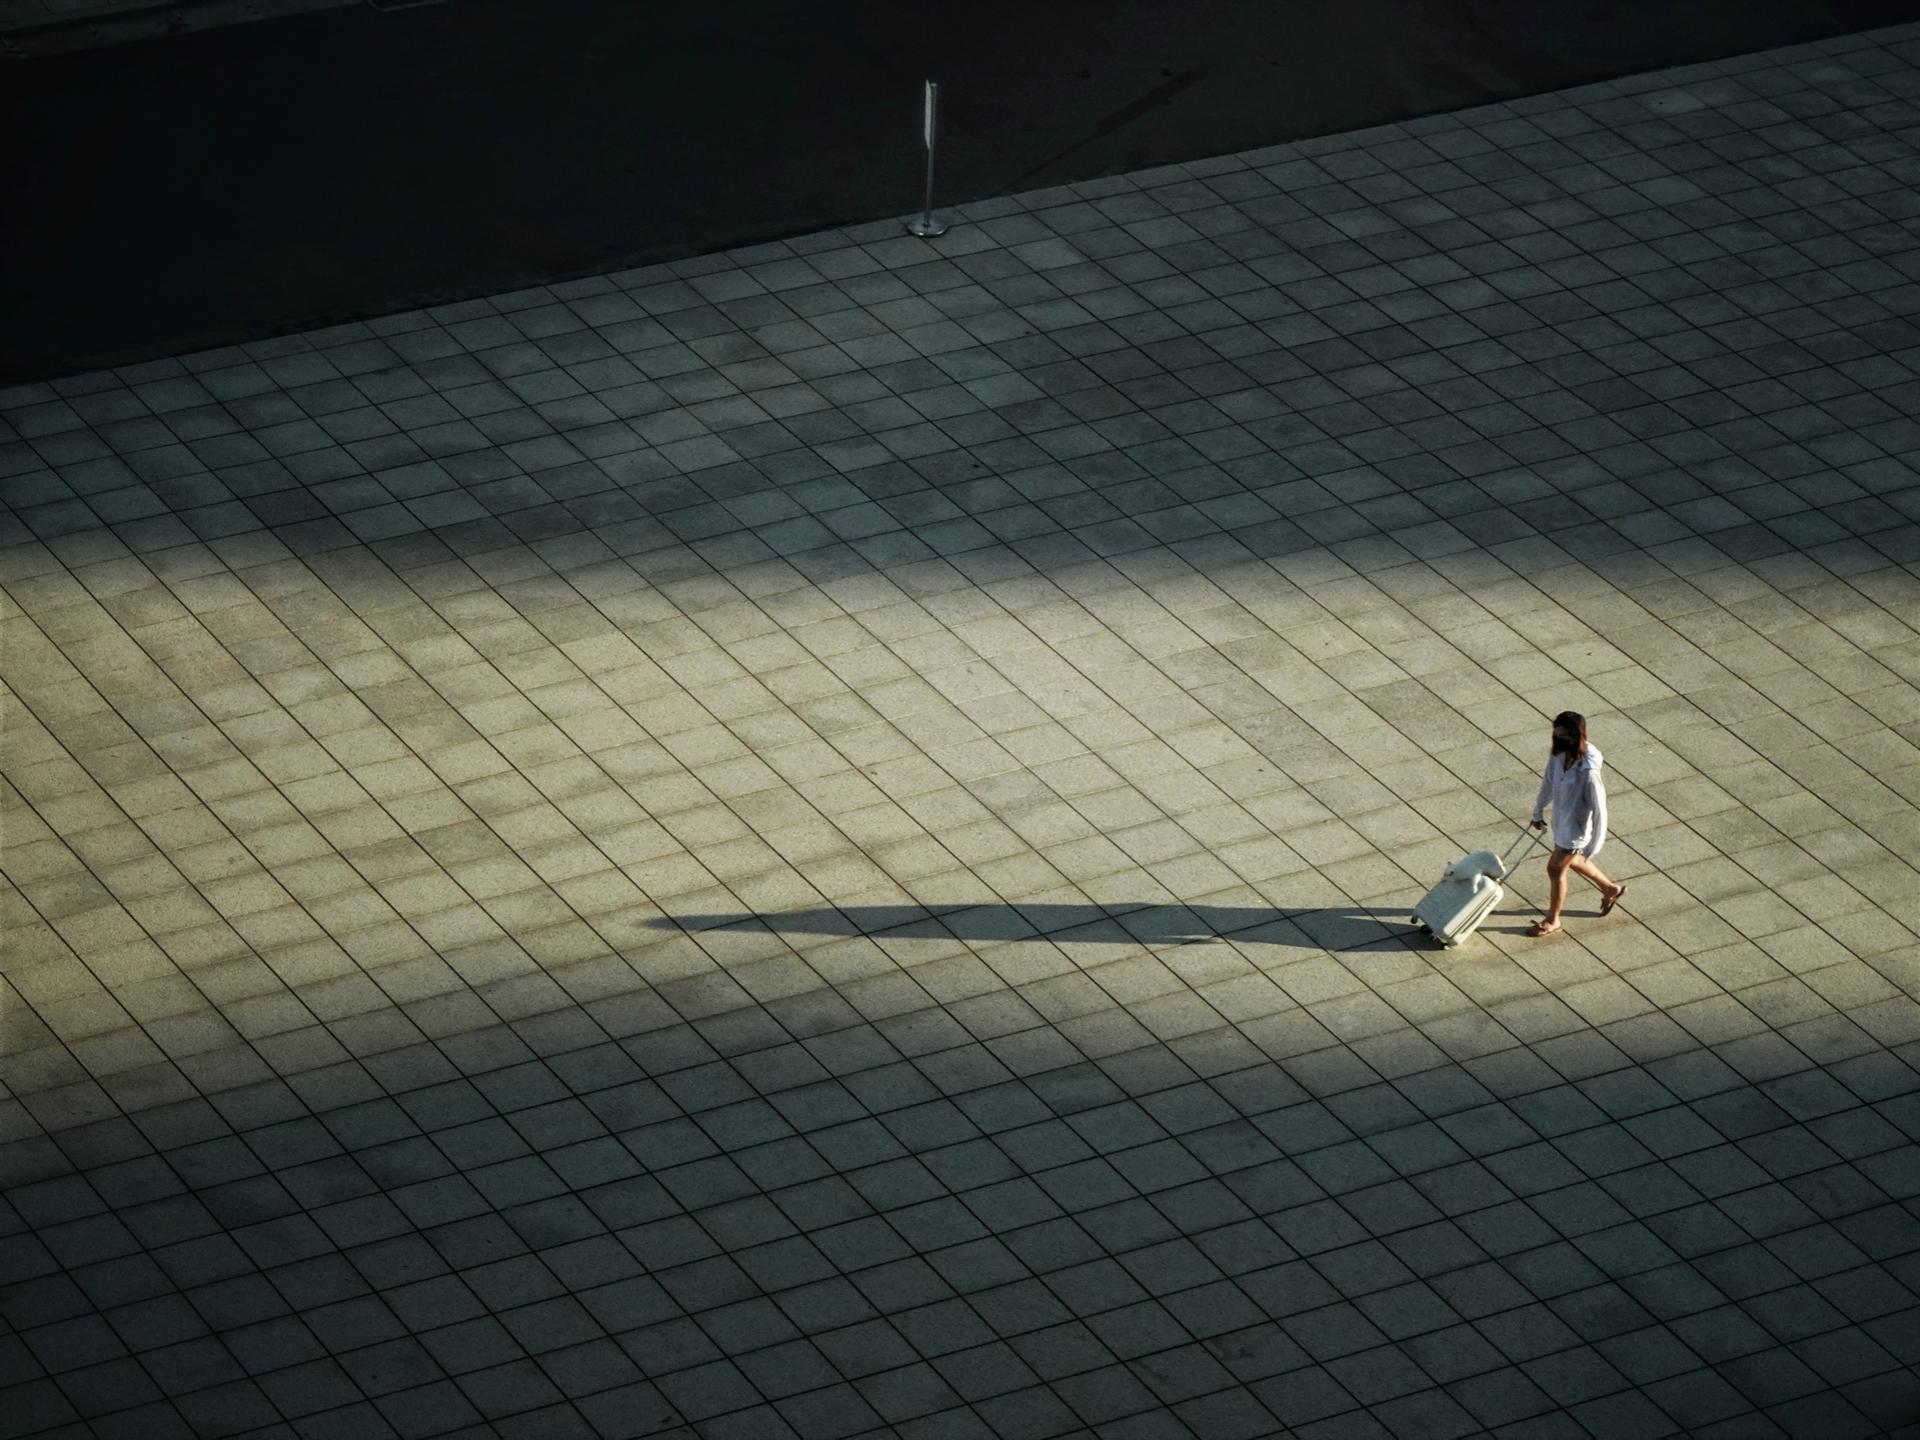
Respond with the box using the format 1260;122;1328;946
1532;743;1608;857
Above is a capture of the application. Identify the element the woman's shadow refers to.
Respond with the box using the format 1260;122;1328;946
646;902;1429;954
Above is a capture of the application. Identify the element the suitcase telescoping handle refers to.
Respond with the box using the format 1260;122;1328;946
1500;823;1550;873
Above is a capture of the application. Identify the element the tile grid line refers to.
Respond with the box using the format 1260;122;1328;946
7;485;1912;1082
0;480;1889;1159
6;910;1915;1440
7;445;1912;1159
7;902;1912;1440
3;32;1920;579
3;19;1920;1440
7;675;1912;1440
15;522;1920;1440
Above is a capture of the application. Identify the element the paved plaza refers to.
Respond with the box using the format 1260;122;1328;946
6;20;1920;1440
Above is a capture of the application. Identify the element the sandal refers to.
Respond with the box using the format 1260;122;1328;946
1600;883;1627;918
1527;919;1562;938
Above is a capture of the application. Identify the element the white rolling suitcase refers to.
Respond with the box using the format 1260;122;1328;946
1412;826;1547;948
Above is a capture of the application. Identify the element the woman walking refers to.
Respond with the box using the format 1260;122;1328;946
1528;711;1626;937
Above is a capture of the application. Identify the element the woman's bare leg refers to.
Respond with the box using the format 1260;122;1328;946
1568;854;1622;901
1537;849;1574;931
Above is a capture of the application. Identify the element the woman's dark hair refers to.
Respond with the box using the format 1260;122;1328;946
1553;711;1587;756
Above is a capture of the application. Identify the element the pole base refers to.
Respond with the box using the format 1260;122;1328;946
906;215;948;238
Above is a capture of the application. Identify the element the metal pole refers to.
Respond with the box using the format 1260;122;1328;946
907;79;947;237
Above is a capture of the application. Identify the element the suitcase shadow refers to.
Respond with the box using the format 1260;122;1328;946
646;903;1421;953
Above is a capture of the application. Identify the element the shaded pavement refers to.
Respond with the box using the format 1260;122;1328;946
6;0;1920;378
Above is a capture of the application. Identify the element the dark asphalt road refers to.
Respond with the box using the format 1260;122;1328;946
4;0;1918;380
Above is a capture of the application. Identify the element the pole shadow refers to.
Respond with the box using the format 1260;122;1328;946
646;901;1434;954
